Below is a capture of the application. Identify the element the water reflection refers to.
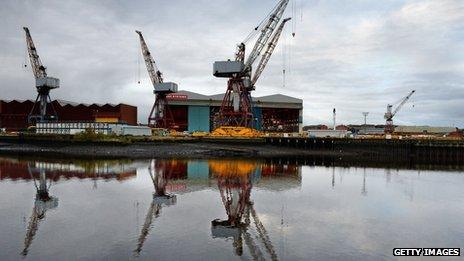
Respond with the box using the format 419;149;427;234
0;156;461;260
210;160;279;260
22;163;59;256
0;158;139;182
0;158;142;257
134;160;177;256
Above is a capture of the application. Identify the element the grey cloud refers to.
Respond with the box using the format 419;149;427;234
0;0;462;126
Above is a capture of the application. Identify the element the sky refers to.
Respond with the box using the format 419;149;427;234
0;0;463;127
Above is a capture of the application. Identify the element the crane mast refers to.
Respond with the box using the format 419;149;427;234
213;0;290;129
384;90;415;134
23;27;60;124
136;30;178;128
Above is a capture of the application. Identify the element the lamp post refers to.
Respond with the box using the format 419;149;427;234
362;112;369;134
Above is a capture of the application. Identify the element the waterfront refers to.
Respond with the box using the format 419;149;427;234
0;157;463;260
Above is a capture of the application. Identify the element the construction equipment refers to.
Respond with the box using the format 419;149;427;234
134;160;177;256
136;30;178;129
384;90;415;133
23;27;60;124
22;163;58;256
210;160;278;260
213;0;291;128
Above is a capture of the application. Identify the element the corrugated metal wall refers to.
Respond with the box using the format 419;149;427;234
252;107;262;130
188;106;210;132
0;100;138;131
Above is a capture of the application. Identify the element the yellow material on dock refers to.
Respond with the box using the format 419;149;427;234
211;127;262;137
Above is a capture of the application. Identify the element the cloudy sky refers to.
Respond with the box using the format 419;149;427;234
0;0;463;126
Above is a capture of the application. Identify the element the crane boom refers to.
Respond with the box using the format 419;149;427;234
251;18;291;86
23;27;47;79
244;0;289;73
392;90;415;117
136;30;163;86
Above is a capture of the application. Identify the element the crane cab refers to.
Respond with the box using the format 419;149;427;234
213;61;245;78
153;82;178;93
36;76;60;90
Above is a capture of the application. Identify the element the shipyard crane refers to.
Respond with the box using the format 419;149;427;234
22;163;58;256
213;0;291;128
134;160;176;256
136;31;178;129
384;90;415;133
23;27;60;124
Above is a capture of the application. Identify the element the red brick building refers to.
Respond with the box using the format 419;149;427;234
0;100;137;131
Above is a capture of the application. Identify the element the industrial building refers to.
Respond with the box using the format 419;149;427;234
394;125;457;135
0;100;137;131
166;90;303;132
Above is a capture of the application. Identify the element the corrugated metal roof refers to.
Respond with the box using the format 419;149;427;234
2;99;29;103
209;93;225;101
174;90;302;104
395;125;456;133
56;99;81;107
1;99;133;108
254;94;303;103
176;90;210;100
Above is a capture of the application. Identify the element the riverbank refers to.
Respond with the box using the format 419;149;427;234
0;135;463;164
0;139;345;159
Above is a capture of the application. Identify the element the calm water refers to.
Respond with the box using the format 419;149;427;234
0;157;463;260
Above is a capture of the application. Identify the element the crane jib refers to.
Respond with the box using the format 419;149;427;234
244;0;289;70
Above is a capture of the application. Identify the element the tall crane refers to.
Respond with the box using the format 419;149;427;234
23;27;60;124
384;90;415;133
213;0;291;128
136;30;178;129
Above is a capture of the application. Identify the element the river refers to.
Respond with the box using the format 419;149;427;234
0;157;463;260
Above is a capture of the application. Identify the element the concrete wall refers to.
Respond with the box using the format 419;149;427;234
188;106;210;132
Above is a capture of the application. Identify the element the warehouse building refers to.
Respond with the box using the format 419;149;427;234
0;100;137;131
167;90;303;132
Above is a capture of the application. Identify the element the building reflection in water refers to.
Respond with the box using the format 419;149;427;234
0;157;140;257
0;157;301;258
134;160;177;256
209;160;279;260
0;158;138;183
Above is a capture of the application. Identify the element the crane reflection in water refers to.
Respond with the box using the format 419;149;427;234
210;160;279;260
21;162;59;256
133;159;177;256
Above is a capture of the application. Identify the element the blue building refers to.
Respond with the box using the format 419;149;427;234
167;90;303;132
